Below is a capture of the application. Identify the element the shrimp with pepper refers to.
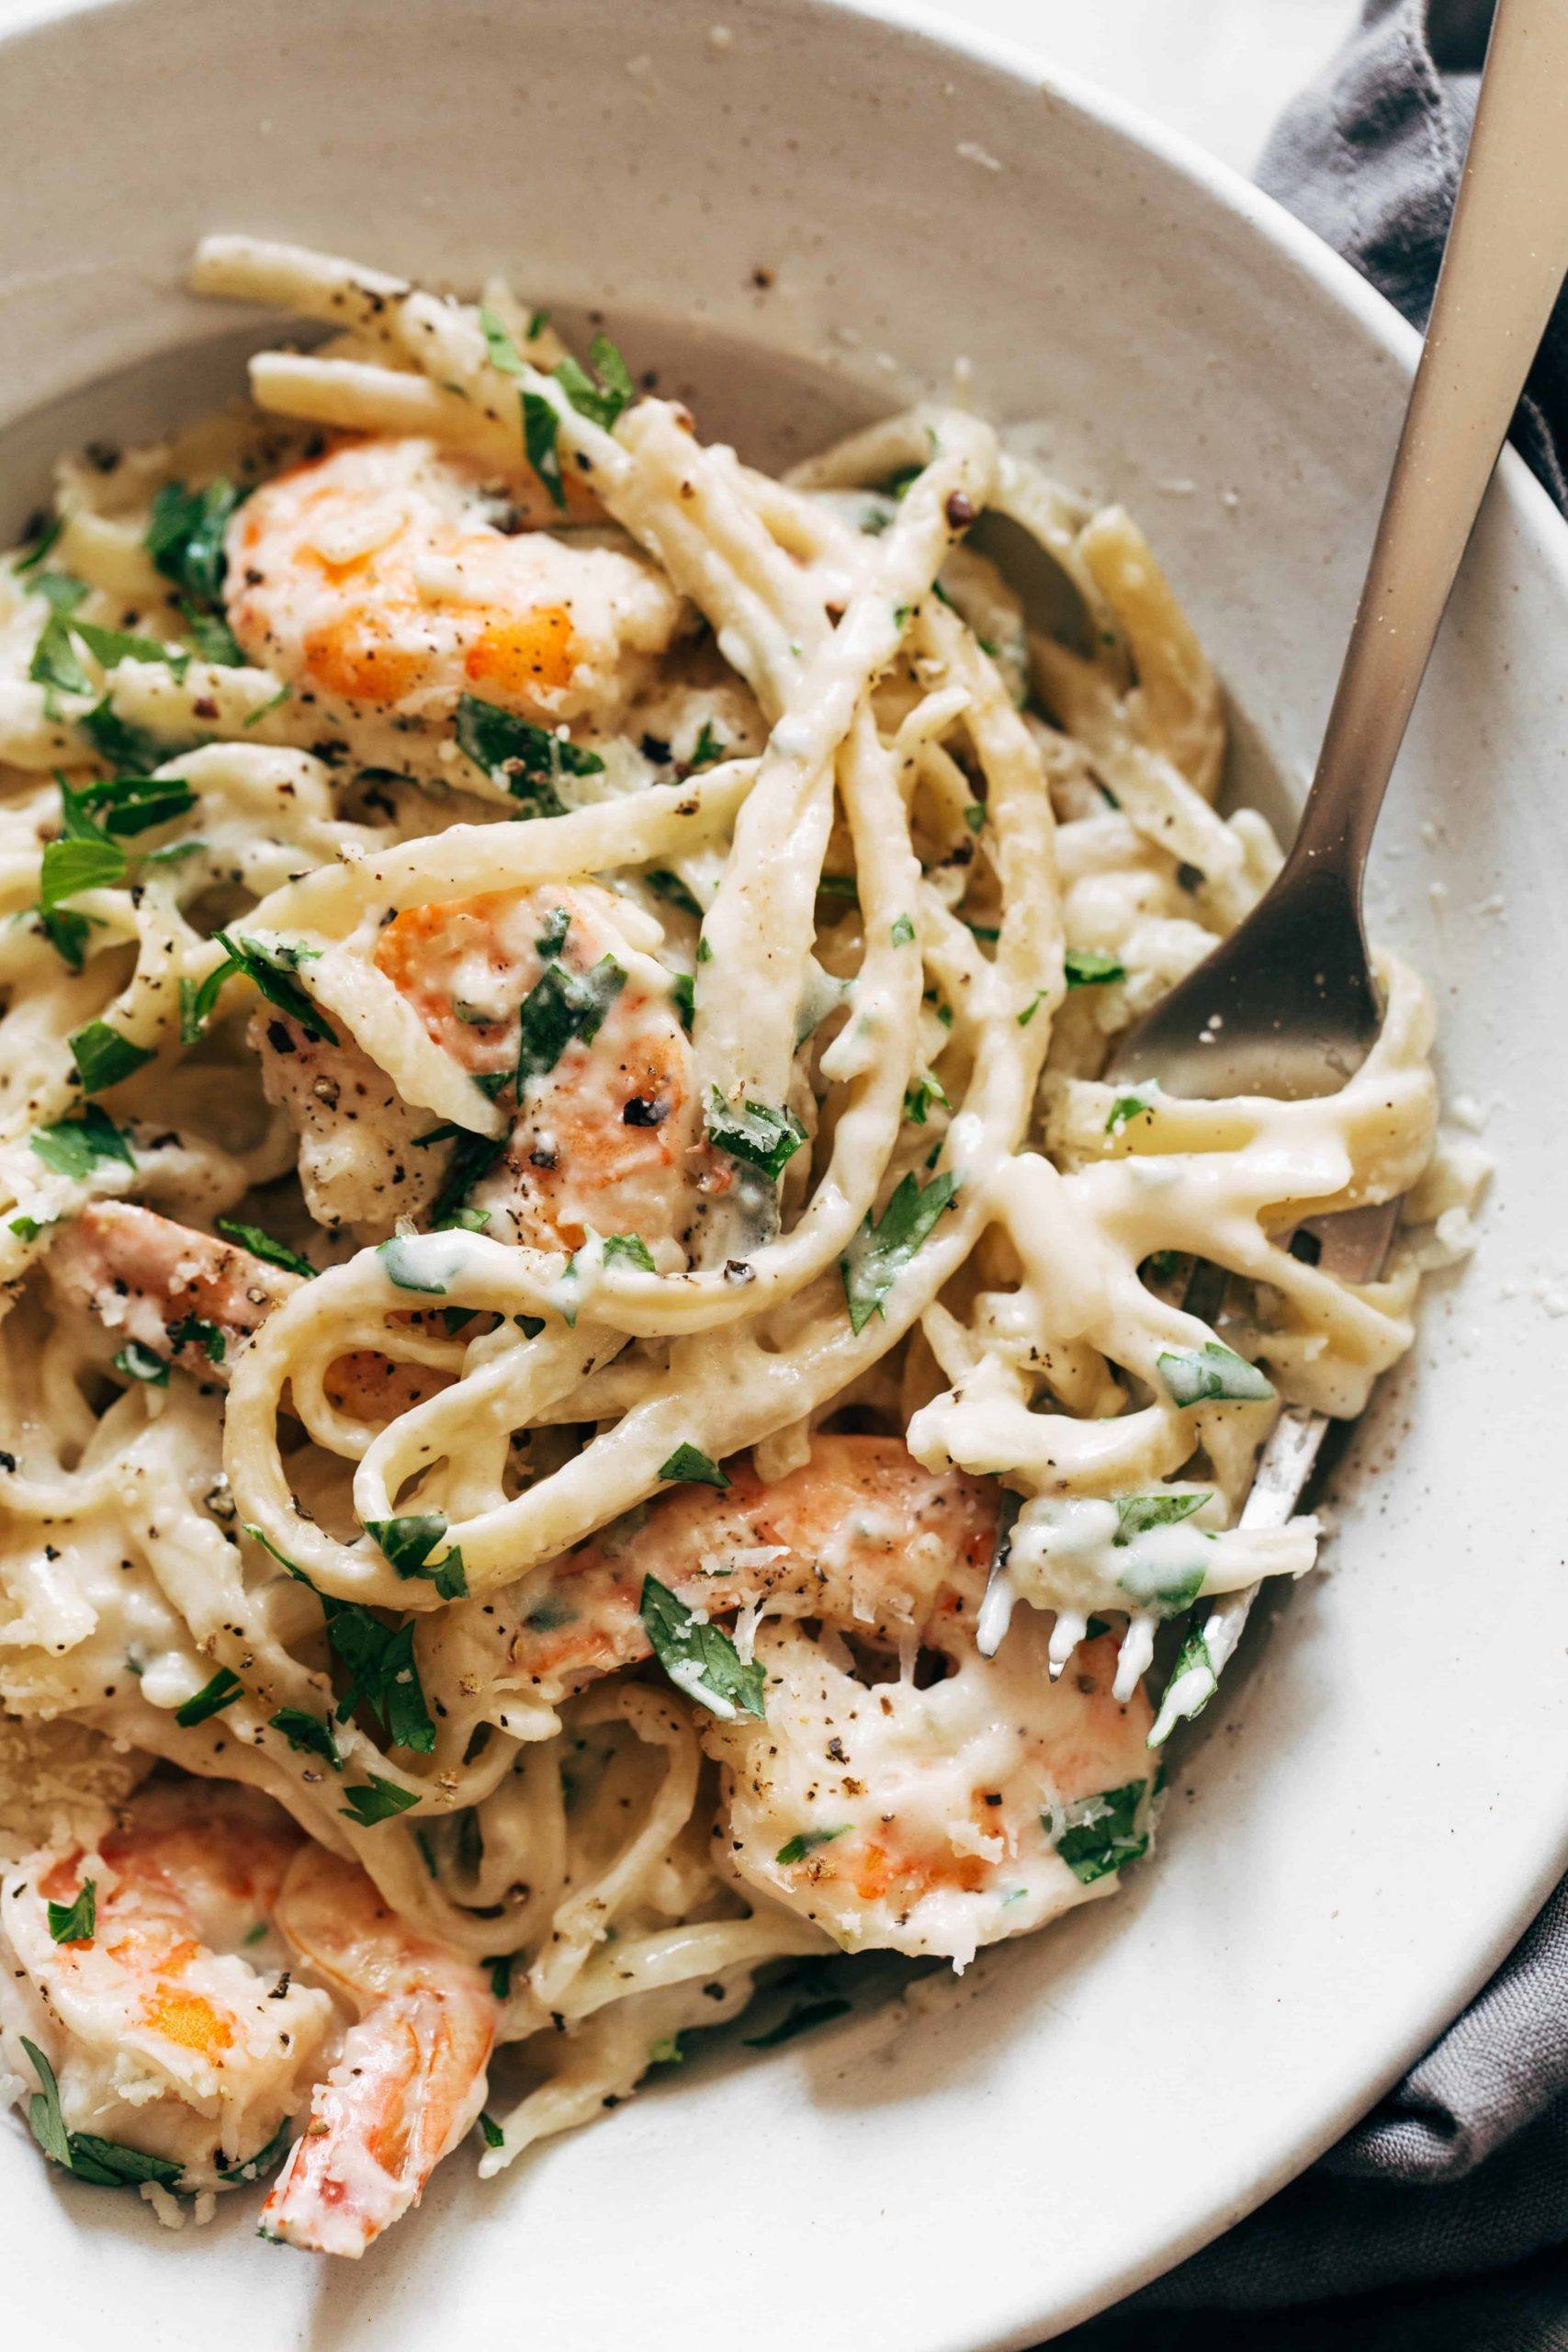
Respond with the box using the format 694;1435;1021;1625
259;1842;497;2256
224;435;684;726
258;876;719;1260
506;1435;1155;1965
46;1198;440;1418
0;1781;333;2195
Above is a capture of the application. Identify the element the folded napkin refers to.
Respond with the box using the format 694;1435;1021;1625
1060;6;1568;2345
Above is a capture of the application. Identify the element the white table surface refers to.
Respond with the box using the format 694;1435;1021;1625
915;0;1357;175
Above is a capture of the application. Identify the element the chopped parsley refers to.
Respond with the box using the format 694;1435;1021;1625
1105;1086;1158;1137
644;868;703;919
73;770;196;837
1052;1781;1150;1884
840;1170;957;1335
414;1122;507;1230
1149;1622;1219;1746
269;1707;342;1769
555;334;635;430
1065;948;1126;989
658;1443;729;1489
324;1601;435;1754
705;1092;806;1182
516;955;626;1089
213;931;336;1046
340;1777;421;1828
215;1218;316;1278
1157;1341;1275;1407
174;1665;243;1726
113;1340;170;1387
30;1103;134;1179
775;1826;847;1865
364;1512;468;1600
1113;1492;1207;1542
378;1235;450;1296
21;2039;185;2191
79;698;165;777
145;478;244;615
455;694;604;810
603;1232;656;1272
902;1072;949;1126
478;2112;506;2150
522;390;567;510
890;912;916;947
45;1880;96;1945
68;1020;154;1094
686;720;726;770
638;1573;764;1721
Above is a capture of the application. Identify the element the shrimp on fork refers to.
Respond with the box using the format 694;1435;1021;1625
507;1435;1156;1966
260;1843;497;2256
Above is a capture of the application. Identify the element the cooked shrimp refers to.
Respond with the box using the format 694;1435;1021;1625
48;1199;296;1378
225;435;684;726
708;1612;1152;1965
0;1781;334;2192
506;1434;1001;1704
258;877;717;1261
260;1843;496;2256
46;1199;439;1418
506;1434;1154;1965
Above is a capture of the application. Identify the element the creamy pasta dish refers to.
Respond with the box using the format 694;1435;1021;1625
0;240;1460;2256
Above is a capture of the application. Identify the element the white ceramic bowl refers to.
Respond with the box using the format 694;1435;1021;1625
1;2;1565;2344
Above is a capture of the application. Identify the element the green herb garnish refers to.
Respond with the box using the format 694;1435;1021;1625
1157;1341;1275;1407
174;1665;243;1725
68;1021;154;1094
638;1573;764;1721
841;1170;956;1335
775;1826;847;1865
658;1443;729;1489
215;1218;316;1278
46;1881;96;1945
1053;1780;1150;1884
340;1777;421;1828
30;1103;134;1179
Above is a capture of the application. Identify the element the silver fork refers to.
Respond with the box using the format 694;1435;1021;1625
1107;0;1568;1742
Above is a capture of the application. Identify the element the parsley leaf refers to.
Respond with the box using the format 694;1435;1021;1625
75;770;196;837
705;1092;806;1182
1157;1341;1275;1407
479;304;525;375
378;1235;448;1295
775;1826;847;1865
517;955;625;1089
68;1020;154;1094
174;1665;243;1725
426;1125;506;1228
22;2039;185;2191
1065;947;1126;989
326;1605;435;1753
658;1443;729;1489
1052;1781;1150;1884
73;620;186;676
455;695;604;808
214;931;336;1046
364;1512;468;1600
638;1573;765;1721
1148;1622;1219;1747
29;610;91;699
340;1777;421;1828
30;1104;134;1179
521;390;567;510
840;1170;957;1335
39;832;125;910
555;334;635;429
215;1218;316;1278
1113;1492;1207;1542
113;1339;169;1386
902;1072;949;1126
478;2111;506;2149
145;478;243;611
46;1880;96;1945
269;1708;342;1769
890;912;916;947
603;1232;656;1272
644;868;703;919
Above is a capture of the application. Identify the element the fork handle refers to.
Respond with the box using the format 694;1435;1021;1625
1287;0;1568;884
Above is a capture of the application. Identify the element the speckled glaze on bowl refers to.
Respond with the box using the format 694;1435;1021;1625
0;2;1563;2345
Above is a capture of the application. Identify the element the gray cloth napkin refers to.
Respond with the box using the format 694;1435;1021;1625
1059;6;1568;2344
